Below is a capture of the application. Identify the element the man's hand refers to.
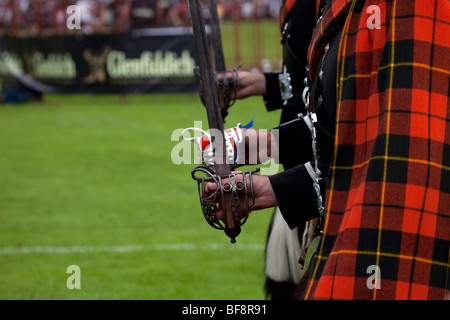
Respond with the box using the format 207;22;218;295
235;71;267;99
204;172;278;220
218;71;267;100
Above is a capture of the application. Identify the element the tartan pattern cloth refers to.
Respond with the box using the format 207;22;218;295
304;0;450;299
279;0;298;31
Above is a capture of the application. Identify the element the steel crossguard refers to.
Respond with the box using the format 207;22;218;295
192;165;260;243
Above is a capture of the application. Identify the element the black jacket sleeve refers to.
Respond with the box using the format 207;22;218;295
263;72;283;111
268;158;329;229
275;117;313;168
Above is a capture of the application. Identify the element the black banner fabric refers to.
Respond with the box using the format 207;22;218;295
0;31;199;94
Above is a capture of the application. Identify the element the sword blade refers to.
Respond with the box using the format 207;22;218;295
207;0;229;120
207;0;226;72
187;0;227;168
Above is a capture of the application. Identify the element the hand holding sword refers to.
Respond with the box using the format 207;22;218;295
186;0;265;243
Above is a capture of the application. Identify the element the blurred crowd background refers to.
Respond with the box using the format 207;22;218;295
0;0;283;36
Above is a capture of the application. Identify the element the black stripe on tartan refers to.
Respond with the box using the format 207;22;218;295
357;228;403;255
387;135;410;158
310;233;337;281
377;44;414;89
330;144;355;191
333;144;356;167
341;75;358;101
391;39;415;66
366;134;410;183
440;142;450;193
352;0;365;15
355;228;402;281
326;202;428;215
429;262;448;290
354;250;378;278
366;158;409;184
378;254;401;282
331;168;353;191
431;237;450;267
429;236;450;289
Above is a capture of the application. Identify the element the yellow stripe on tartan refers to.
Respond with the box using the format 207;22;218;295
304;0;358;300
340;62;450;82
375;0;398;301
315;250;450;268
379;62;450;76
332;156;450;172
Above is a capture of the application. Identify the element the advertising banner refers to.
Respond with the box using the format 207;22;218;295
0;30;199;94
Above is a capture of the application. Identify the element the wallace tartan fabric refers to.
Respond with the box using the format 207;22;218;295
304;0;450;299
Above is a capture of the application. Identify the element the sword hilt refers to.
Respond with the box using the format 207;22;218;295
192;165;260;243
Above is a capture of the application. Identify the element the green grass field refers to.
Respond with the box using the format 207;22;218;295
0;93;282;300
221;19;282;69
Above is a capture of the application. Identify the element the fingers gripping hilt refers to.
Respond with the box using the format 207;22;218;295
215;65;241;109
191;165;260;243
195;65;242;113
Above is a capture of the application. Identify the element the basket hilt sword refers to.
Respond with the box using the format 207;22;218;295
187;0;258;243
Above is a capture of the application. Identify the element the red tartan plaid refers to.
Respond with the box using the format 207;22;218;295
279;0;299;32
305;0;450;300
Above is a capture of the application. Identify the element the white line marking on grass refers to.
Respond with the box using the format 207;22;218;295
0;243;265;255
